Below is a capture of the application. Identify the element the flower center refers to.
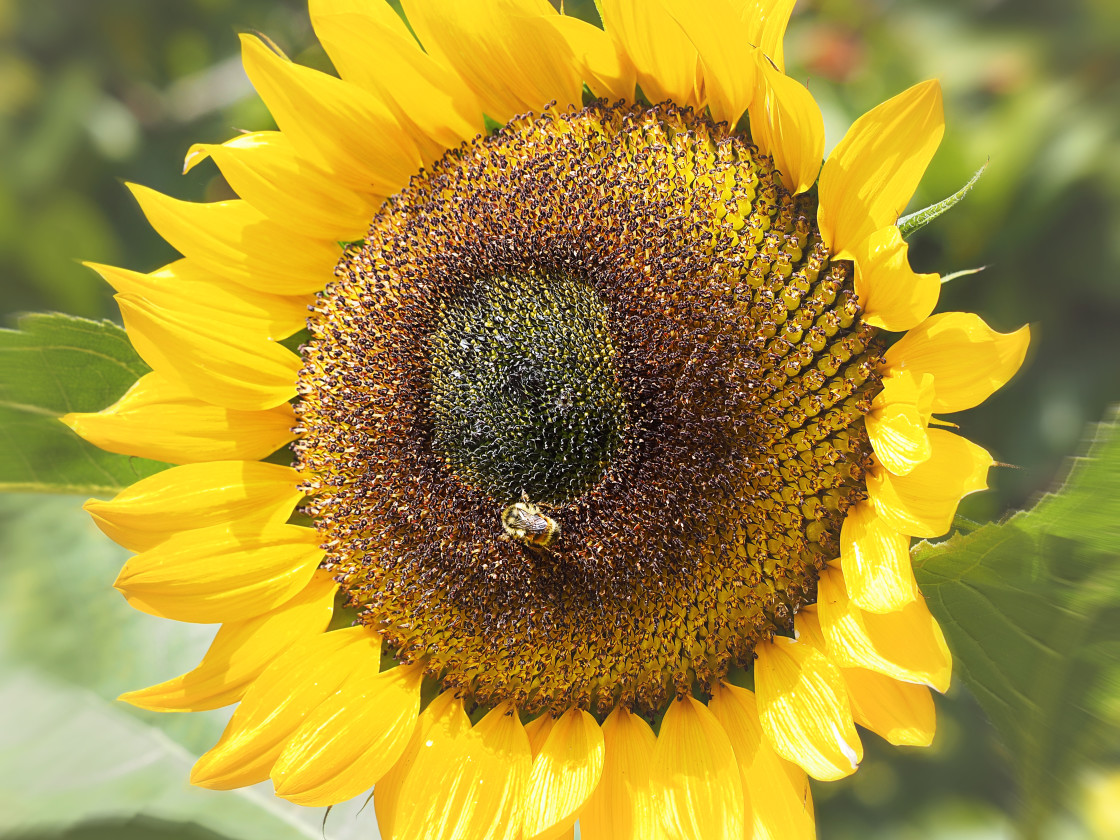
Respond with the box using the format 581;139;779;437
430;272;626;508
295;102;882;716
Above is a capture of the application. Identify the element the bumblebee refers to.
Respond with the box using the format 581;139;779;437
500;491;560;549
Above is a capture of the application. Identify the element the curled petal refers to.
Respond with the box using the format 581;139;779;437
867;428;993;538
840;502;917;614
738;0;797;71
755;611;863;781
885;312;1031;414
817;564;952;692
63;373;296;467
866;370;937;476
851;226;940;332
651;696;744;840
818;80;944;256
842;667;936;747
750;54;824;195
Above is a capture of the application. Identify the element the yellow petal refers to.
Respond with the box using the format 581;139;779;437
884;312;1031;414
271;662;423;806
839;502;917;615
239;33;420;194
708;683;815;840
87;259;310;340
192;626;379;789
650;696;744;840
82;457;302;553
755;611;863;781
737;0;797;72
525;712;558;758
127;183;340;296
62;372;296;467
308;2;483;162
851;225;940;332
660;0;757;126
842;667;936;747
600;0;700;108
185;133;380;241
867;428;993;538
114;522;323;624
865;371;936;476
401;0;582;124
816;564;952;692
116;294;300;412
375;693;534;840
119;571;337;712
580;707;664;840
817;80;944;256
547;14;636;104
522;709;605;840
750;54;824;195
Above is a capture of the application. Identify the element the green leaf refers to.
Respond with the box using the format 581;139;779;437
914;409;1120;837
0;312;168;495
898;160;988;239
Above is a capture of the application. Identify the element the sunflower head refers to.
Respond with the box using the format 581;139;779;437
65;0;1030;835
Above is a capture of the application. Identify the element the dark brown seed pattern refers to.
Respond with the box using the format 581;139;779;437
294;102;882;716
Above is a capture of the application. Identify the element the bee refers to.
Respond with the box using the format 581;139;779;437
500;491;560;549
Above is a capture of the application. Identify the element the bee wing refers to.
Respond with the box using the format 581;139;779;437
509;509;551;534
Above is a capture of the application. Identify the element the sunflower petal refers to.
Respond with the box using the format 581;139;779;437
817;80;944;256
755;611;863;781
660;0;757;126
650;696;744;840
120;571;337;712
580;707;664;840
127;183;340;296
116;294;300;412
401;0;582;124
185;133;380;240
63;373;296;467
842;667;936;747
82;458;301;552
738;0;797;71
708;682;815;840
271;662;423;806
239;33;420;194
865;371;936;476
884;312;1031;414
547;14;636;103
867;428;993;538
191;626;379;789
851;225;940;332
114;522;323;623
816;564;952;692
87;259;311;339
839;502;916;614
522;709;605;840
600;0;700;108
308;3;483;162
750;55;824;195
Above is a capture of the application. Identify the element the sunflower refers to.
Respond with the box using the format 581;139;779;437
64;0;1030;837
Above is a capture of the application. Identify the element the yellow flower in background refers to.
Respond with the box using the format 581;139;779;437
62;0;1031;837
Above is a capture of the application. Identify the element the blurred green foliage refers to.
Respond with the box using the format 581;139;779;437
1;0;1118;838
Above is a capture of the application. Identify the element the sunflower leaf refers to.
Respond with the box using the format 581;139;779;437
898;160;988;239
0;312;168;495
913;408;1120;837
